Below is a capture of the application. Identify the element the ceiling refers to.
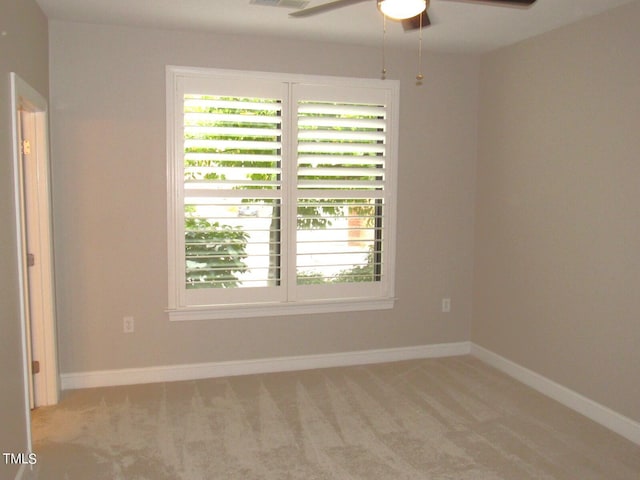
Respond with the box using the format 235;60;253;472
36;0;637;53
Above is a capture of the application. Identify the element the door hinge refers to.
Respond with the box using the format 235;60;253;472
32;360;40;374
22;140;32;155
27;253;35;267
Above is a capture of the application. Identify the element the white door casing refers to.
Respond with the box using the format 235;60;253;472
10;72;59;421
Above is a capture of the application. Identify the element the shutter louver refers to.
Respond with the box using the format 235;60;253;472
296;100;387;285
183;94;283;289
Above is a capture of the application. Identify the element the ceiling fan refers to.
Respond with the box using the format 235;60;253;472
290;0;537;31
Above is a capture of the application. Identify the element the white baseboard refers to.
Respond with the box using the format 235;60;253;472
61;341;471;391
471;343;640;446
59;341;639;446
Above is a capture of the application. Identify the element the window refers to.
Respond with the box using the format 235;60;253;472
167;66;399;320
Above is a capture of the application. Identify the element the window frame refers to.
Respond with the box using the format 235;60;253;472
166;66;399;320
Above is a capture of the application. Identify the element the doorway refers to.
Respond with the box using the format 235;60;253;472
10;72;59;422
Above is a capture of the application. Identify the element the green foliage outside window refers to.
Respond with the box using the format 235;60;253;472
184;213;249;289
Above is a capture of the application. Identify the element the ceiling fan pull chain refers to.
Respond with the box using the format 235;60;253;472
381;14;387;80
416;11;424;84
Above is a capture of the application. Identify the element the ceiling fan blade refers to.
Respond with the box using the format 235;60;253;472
289;0;370;18
442;0;536;6
483;0;536;4
401;11;431;31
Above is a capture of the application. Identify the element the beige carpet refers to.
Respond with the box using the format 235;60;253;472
30;356;640;479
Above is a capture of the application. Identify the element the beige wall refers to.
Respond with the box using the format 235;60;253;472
49;21;478;374
474;1;640;422
0;0;49;474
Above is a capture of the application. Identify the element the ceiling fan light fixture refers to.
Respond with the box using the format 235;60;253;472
377;0;426;20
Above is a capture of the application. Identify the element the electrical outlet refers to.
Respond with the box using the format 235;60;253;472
441;298;451;313
123;316;135;333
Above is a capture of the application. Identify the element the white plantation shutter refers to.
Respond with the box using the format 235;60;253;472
173;74;289;307
183;93;285;304
293;84;394;302
167;67;398;318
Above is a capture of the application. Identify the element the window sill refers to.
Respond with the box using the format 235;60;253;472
167;297;395;321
